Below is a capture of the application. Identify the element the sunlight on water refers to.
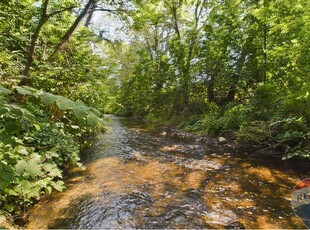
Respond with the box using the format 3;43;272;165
26;116;308;229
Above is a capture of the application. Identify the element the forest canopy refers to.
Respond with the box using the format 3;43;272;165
111;0;310;160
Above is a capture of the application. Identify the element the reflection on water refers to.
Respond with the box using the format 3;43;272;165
26;115;309;229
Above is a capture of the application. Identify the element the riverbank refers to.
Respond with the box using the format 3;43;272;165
140;115;310;174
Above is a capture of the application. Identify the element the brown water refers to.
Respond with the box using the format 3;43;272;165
26;115;309;229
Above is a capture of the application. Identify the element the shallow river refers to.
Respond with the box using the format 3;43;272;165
26;115;309;229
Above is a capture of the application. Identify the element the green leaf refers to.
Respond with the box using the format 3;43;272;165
24;112;36;123
27;158;43;177
33;123;41;130
43;163;62;177
91;107;101;116
22;86;42;95
86;112;100;127
42;163;54;172
8;190;19;196
73;105;89;120
0;86;12;95
13;86;33;95
1;171;14;183
20;180;32;193
51;181;64;192
56;97;75;110
46;186;52;194
0;181;9;191
0;108;8;116
5;123;22;134
0;134;14;145
4;204;14;212
40;92;58;105
17;146;29;155
15;160;28;175
6;104;23;116
50;168;62;178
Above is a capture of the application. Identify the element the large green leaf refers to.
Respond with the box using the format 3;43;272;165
43;163;62;178
8;190;19;196
15;159;43;177
27;159;43;177
15;160;28;175
40;92;58;105
2;172;14;183
73;105;89;120
13;86;33;95
90;107;101;116
86;112;101;127
0;86;12;95
20;180;32;193
0;181;9;191
22;86;42;96
56;97;75;110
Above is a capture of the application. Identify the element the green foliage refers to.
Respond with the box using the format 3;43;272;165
236;117;310;159
112;0;310;160
237;121;272;146
12;86;102;127
0;85;103;213
0;103;65;212
0;0;110;218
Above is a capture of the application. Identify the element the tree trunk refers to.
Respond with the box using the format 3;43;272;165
49;0;96;61
20;21;45;85
85;1;96;27
20;0;49;86
226;78;237;102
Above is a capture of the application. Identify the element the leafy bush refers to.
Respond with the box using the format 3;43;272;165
0;86;103;213
236;117;310;159
236;121;273;146
272;117;310;160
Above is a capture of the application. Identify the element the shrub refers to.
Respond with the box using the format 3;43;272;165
0;86;102;213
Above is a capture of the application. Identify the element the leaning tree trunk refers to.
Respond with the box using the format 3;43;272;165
20;0;49;86
49;0;96;61
20;0;76;86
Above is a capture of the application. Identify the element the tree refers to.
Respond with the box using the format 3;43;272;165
21;0;76;85
48;0;96;61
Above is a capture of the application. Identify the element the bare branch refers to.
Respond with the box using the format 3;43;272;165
47;6;76;18
93;7;127;13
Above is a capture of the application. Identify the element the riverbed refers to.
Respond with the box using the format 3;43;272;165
25;115;309;229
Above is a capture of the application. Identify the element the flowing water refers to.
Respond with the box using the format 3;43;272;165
26;115;309;229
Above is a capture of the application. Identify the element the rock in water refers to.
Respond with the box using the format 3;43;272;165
218;136;227;144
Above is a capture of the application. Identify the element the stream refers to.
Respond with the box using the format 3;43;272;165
25;115;309;229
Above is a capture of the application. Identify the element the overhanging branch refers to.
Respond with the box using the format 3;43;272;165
47;6;77;18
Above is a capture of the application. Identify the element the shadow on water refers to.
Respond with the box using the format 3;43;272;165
26;115;310;229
